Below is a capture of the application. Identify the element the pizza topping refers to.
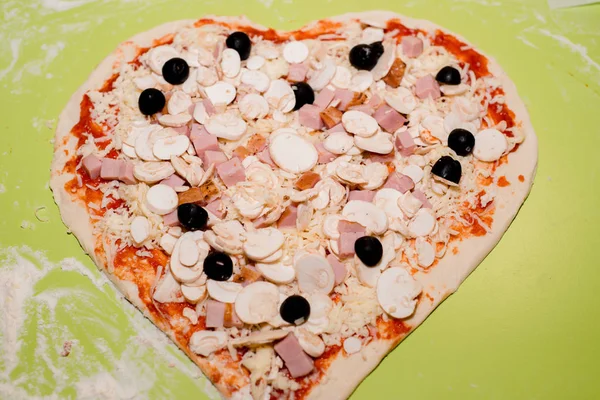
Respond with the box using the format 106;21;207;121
256;261;295;284
176;203;208;231
170;234;207;283
435;65;462;85
431;156;462;185
448;128;475;156
235;281;280;324
416;238;435;268
153;135;190;160
295;328;325;358
148;45;179;74
181;284;207;304
138;88;166;116
221;48;241;78
269;130;317;173
473;128;508;162
342;200;388;235
203;252;234;281
243;228;285;261
354;130;394;154
324;131;354;155
207;279;243;303
226;31;252;60
342;110;379;137
377;267;421;319
162;58;190;85
189;330;228;357
291;82;315;111
274;333;315;378
246;55;265;70
145;184;178;215
280;295;311;325
283;41;309;64
401;36;424;58
414;74;441;100
343;337;362;355
308;59;336;90
349;42;383;71
408;209;437;237
354;236;383;267
130;216;150;246
205;81;236;106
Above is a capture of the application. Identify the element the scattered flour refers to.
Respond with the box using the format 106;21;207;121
538;28;600;73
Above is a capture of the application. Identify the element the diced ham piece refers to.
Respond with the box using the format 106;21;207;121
119;162;136;185
383;172;415;193
224;303;244;328
348;190;375;202
334;89;355;111
365;152;395;164
395;131;416;157
374;105;407;133
338;220;366;235
216;157;245;187
298;104;324;130
205;300;226;328
415;74;441;100
315;143;336;164
295;171;321;190
402;36;424;58
412;189;433;209
367;94;383;109
382;58;407;88
163;210;180;226
338;231;364;259
313;88;335;109
203;98;216;116
191;125;220;157
100;158;123;181
327;254;347;286
257;148;276;168
288;63;309;82
82;155;102;179
173;125;190;137
274;333;315;378
205;199;226;219
203;150;229;167
327;123;347;133
277;205;298;229
161;174;186;188
348;104;375;115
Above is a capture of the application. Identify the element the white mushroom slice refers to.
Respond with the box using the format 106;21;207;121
354;130;394;154
351;71;374;93
230;330;289;347
122;143;138;159
246;55;265;70
192;102;209;124
148;45;179;74
241;69;271;93
235;282;280;324
322;214;343;239
373;188;404;220
264;79;296;112
134;75;156;90
416;238;435;268
269;130;318;173
336;162;367;185
243;228;285;261
408;208;436;237
239;93;269;119
153;270;183;303
473;128;508;162
371;41;396;80
167;91;192;115
342;111;379;138
377;267;422;319
385;87;417;114
221;48;241;78
441;83;470;96
256;262;295;284
181;284;207;304
304;293;332;334
308;59;336;91
209;220;246;255
324;131;354;155
259;249;283;264
232;191;265;219
134;126;162;161
283;41;309;64
296;203;313;231
343;337;362;354
130;216;150;245
179;236;200;267
170;235;208;284
171;156;203;187
146;184;178;215
401;165;424;184
153;135;190;160
159;234;177;255
189;331;227;357
361;27;384;43
295;253;335;294
357;233;398;287
158;113;192;127
331;66;352;89
421;115;447;143
205;112;247;141
205;81;237;106
342;200;388;235
362;162;389;190
207;280;243;303
268;293;291;328
296;328;326;358
133;161;175;183
196;66;218;87
398;191;422;218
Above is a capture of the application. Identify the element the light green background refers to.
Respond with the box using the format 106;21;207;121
1;0;599;398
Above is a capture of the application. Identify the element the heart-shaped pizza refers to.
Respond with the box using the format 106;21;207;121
51;10;537;399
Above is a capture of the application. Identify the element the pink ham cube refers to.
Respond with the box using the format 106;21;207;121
161;174;186;188
298;104;324;130
191;125;220;157
288;63;309;82
216;157;245;187
313;88;335;109
205;199;226;219
277;205;298;229
334;89;355;111
374;104;407;133
315;143;336;164
274;333;315;378
395;131;416;157
338;231;364;259
383;172;415;193
163;210;180;226
415;74;441;100
82;154;102;179
100;158;123;180
203;150;229;167
118;162;136;185
326;254;347;286
412;189;433;209
348;190;376;202
402;36;424;58
257;148;276;168
338;220;366;235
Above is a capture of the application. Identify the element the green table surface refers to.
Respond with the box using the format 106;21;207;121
1;0;599;399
